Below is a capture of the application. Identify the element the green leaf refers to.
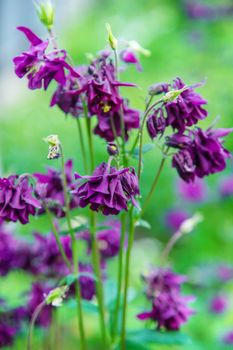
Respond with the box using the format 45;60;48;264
135;219;151;230
127;329;192;346
132;144;155;159
59;271;97;287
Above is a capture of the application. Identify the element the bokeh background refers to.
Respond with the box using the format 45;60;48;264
1;0;233;349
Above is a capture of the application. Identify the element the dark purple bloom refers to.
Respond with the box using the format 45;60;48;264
177;178;207;202
209;295;228;314
79;263;96;300
168;128;232;183
0;323;16;348
26;282;53;328
138;292;194;331
0;228;17;276
94;101;140;142
165;78;208;133
223;331;233;345
73;162;139;215
34;160;79;218
0;175;41;224
13;26;79;90
107;143;119;156
148;82;169;96
146;108;166;139
219;176;233;197
142;268;187;299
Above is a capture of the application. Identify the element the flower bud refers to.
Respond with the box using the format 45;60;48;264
35;1;55;30
163;87;187;103
44;134;60;160
106;23;117;50
107;142;119;156
128;40;151;57
179;212;203;234
45;285;69;307
148;82;169;96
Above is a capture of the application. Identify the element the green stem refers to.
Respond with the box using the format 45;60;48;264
137;98;163;180
112;212;126;342
60;146;87;350
76;118;88;173
89;210;108;349
27;301;46;350
121;207;135;350
141;157;166;215
85;117;95;172
44;205;71;270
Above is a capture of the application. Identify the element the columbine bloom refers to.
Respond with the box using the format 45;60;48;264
121;49;142;71
164;78;208;133
146;108;166;139
167;128;233;183
13;26;78;90
177;178;207;202
79;263;96;300
34;160;79;218
73;162;139;215
94;101;140;142
0;175;41;224
209;295;228;314
138;292;194;331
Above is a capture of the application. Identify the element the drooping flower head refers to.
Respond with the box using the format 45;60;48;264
147;108;167;140
73;162;139;215
166;127;233;183
138;292;195;331
13;26;79;90
0;175;41;224
34;160;79;218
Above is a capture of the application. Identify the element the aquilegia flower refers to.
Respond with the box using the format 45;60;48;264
137;292;195;331
146;108;167;140
73;162;139;215
138;267;194;330
0;175;41;224
13;26;78;90
166;127;233;182
34;160;79;218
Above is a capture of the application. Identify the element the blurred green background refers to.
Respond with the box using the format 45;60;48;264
1;0;233;349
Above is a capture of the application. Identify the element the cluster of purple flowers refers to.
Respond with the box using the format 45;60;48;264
138;268;194;330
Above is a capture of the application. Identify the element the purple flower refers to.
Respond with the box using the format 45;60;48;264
0;228;17;276
13;26;78;90
223;331;233;345
73;162;139;215
121;49;142;71
142;268;187;299
0;175;41;224
165;209;190;231
94;101;140;142
79;263;96;300
146;108;167;139
26;282;53;328
209;295;228;314
177;178;207;202
165;78;208;133
167;128;232;182
33;233;72;277
34;160;79;218
138;292;194;331
219;176;233;197
0;323;16;348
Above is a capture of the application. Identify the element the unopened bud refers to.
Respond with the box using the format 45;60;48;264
179;213;203;235
35;1;55;30
106;23;117;50
128;40;151;57
107;142;119;156
45;285;69;307
163;87;187;103
44;134;60;160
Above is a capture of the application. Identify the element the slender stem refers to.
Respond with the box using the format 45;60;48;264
76;118;88;173
137;98;163;179
129;96;154;157
27;301;46;350
110;115;121;149
121;207;135;350
89;210;108;349
112;212;126;342
141;157;166;215
161;229;182;264
85;117;95;172
60;146;87;350
44;205;71;270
